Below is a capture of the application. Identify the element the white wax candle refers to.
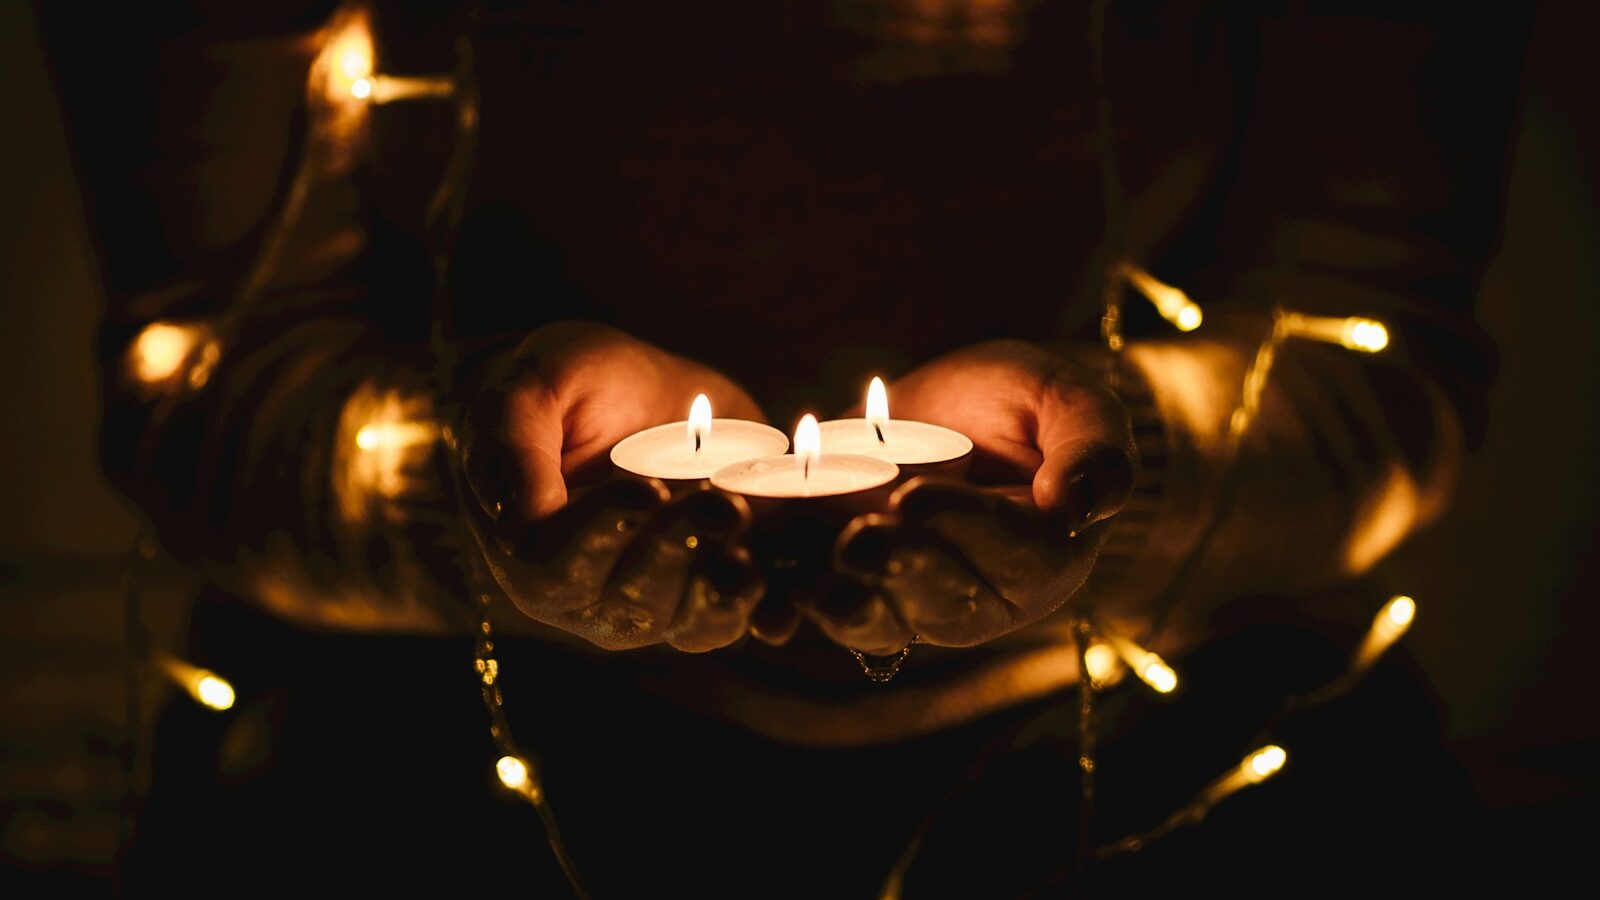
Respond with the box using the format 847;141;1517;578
817;375;973;465
710;413;898;498
610;402;788;481
709;453;900;498
816;419;972;465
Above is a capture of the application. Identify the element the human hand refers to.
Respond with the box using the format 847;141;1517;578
457;322;767;651
810;340;1137;654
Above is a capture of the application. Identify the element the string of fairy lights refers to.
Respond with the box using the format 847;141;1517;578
115;3;1426;897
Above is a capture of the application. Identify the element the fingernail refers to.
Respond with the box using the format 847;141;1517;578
464;443;518;525
1061;447;1135;533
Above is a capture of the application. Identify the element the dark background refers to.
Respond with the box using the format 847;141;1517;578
2;0;1596;885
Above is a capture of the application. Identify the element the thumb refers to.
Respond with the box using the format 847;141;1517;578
1031;387;1136;533
462;376;569;526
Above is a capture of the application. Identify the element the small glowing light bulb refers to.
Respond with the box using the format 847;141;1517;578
355;423;382;451
1083;643;1119;684
1140;658;1179;694
1277;311;1390;354
1103;630;1180;694
1123;265;1205;333
131;323;192;382
351;77;373;100
195;674;236;711
130;321;221;386
1175;302;1203;332
1343;319;1390;353
1243;744;1287;783
496;755;529;790
354;420;436;452
1353;594;1418;673
1385;595;1416;629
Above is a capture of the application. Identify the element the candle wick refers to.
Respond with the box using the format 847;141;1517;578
694;431;701;453
804;456;810;481
873;423;885;445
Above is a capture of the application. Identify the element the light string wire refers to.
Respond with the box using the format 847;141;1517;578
400;5;590;896
112;2;593;894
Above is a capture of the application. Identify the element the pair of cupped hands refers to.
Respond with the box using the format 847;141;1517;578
459;323;1137;656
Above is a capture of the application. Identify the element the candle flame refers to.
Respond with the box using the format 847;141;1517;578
795;414;821;478
688;393;712;453
866;376;889;444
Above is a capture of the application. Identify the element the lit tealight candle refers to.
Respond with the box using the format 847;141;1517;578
817;377;973;471
711;414;899;499
610;393;788;481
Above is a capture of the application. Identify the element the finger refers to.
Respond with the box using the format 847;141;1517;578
803;578;917;656
665;491;763;652
841;479;1101;646
893;480;1088;603
833;504;1019;647
877;538;1019;647
666;544;764;653
1031;380;1136;532
489;477;670;616
570;488;756;650
461;374;569;525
